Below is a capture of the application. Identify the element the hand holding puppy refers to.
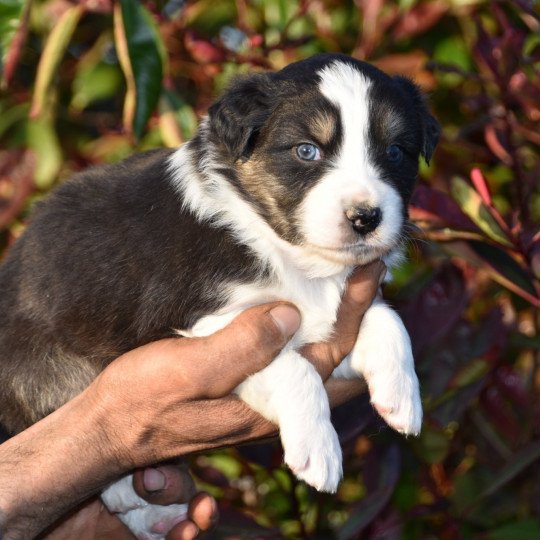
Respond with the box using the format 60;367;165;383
0;262;383;539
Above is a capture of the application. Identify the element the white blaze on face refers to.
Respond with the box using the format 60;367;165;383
297;61;403;257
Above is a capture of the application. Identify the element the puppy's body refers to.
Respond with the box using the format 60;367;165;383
0;54;438;537
0;149;262;430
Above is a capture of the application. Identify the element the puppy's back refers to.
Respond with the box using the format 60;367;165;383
0;148;259;432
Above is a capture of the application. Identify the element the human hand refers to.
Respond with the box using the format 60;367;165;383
91;260;384;470
302;259;386;379
42;260;384;539
89;302;303;470
43;464;216;540
0;261;383;539
0;302;300;539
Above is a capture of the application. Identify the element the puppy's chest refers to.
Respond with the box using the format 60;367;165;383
184;271;350;347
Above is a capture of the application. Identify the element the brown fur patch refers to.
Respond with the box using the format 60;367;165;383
309;112;337;146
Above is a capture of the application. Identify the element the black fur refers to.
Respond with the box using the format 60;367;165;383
0;149;261;431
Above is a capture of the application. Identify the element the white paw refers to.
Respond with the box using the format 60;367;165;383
101;475;188;540
368;353;422;436
350;302;423;436
281;418;343;493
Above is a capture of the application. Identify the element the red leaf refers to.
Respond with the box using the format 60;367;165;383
470;168;492;206
184;31;226;63
410;184;477;231
480;386;521;441
399;263;467;356
484;123;512;164
392;0;448;41
0;150;36;230
509;71;540;123
1;1;31;88
339;445;401;538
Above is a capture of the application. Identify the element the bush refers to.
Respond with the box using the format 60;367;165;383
1;0;539;537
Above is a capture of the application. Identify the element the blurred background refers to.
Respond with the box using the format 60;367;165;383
0;0;539;537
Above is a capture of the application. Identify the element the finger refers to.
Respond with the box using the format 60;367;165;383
187;492;218;531
132;463;196;505
166;520;199;540
326;377;367;408
331;260;385;356
187;302;301;398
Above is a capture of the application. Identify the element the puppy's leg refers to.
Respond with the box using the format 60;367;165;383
333;298;422;435
101;475;188;540
236;349;342;493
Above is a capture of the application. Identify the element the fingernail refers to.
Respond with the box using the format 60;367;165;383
143;468;166;492
269;305;301;337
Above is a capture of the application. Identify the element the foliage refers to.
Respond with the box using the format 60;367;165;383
1;0;539;537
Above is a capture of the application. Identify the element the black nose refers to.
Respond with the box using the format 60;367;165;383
346;206;382;235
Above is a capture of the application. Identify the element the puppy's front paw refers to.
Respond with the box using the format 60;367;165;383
352;305;422;436
282;418;343;493
368;350;422;436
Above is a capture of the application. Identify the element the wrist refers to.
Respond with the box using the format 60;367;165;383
81;372;142;470
0;388;126;538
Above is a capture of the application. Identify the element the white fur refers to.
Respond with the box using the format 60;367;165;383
333;297;422;434
102;474;188;540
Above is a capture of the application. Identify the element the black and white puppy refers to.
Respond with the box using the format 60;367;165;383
0;53;439;537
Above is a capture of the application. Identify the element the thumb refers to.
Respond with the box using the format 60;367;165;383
192;302;301;398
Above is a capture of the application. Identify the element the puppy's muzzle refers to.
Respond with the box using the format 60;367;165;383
346;205;382;236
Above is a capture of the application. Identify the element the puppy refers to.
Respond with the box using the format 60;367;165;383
0;53;439;537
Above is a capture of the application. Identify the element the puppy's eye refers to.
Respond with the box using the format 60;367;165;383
296;143;321;161
386;145;403;164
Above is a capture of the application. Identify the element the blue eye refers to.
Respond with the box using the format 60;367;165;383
296;143;321;161
387;145;403;164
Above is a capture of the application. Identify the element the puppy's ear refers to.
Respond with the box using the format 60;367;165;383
394;76;440;164
208;73;276;161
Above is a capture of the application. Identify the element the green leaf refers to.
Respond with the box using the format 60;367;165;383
0;0;25;70
0;101;28;138
185;0;236;36
71;62;123;112
468;240;537;297
160;88;198;141
118;0;164;138
204;452;242;479
452;358;488;388
450;177;511;246
30;4;84;117
27;115;62;189
434;35;472;71
412;428;450;464
485;519;540;540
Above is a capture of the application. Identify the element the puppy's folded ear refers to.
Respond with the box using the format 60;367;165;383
208;73;276;161
393;76;440;164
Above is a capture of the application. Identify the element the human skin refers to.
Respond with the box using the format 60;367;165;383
0;261;384;539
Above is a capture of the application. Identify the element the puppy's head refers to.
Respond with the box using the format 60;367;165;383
207;53;439;266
